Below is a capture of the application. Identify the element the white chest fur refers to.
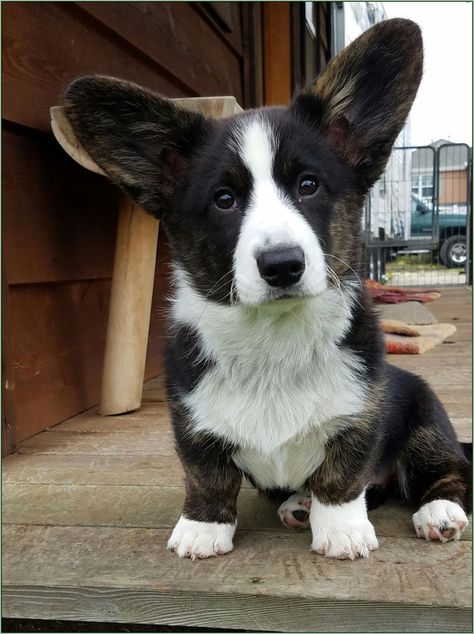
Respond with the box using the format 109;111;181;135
171;274;367;490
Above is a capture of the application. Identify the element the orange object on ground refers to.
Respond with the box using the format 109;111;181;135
384;323;456;354
366;280;441;304
380;319;420;337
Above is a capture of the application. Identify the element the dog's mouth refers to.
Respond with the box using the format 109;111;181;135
255;289;310;313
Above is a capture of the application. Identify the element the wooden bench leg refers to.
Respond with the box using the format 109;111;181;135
100;195;159;415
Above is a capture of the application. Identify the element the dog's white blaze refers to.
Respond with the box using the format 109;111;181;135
232;117;327;305
310;490;379;559
171;270;367;490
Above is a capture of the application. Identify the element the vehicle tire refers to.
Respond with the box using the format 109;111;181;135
439;235;467;268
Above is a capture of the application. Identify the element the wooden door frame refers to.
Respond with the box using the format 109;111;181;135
261;1;333;106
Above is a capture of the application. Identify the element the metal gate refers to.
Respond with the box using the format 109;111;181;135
364;143;472;286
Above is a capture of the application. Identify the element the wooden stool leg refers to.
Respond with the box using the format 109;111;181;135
100;195;159;415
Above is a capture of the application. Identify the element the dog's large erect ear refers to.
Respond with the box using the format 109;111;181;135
292;19;423;188
63;76;210;217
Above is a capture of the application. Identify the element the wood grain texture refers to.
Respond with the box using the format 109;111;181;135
9;280;110;442
2;291;471;629
3;586;470;633
3;523;472;605
3;0;247;442
2;454;184;487
2;2;192;133
3;2;244;134
2;524;471;632
3;482;472;540
389;287;472;438
99;199;160;416
141;375;166;403
3;586;471;633
76;2;243;100
263;2;292;105
7;241;170;443
197;2;245;57
17;429;175;457
4;126;118;285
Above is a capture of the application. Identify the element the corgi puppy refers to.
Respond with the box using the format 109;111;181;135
64;18;471;560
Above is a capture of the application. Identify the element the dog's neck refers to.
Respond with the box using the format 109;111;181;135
169;267;358;368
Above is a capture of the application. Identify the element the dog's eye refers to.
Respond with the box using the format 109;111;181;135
215;190;236;210
298;176;318;197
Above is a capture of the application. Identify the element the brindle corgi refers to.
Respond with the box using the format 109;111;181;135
64;18;471;560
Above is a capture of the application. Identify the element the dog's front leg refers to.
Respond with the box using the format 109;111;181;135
167;433;242;560
309;425;378;560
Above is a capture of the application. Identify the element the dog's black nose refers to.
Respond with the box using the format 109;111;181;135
256;247;305;288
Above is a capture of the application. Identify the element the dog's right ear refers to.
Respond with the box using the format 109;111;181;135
63;75;211;218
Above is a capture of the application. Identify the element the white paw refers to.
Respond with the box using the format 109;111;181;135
167;516;236;560
310;491;378;560
278;491;311;530
413;500;469;542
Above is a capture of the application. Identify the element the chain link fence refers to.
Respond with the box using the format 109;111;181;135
364;143;471;287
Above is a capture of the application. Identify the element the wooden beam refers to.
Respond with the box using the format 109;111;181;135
263;2;292;105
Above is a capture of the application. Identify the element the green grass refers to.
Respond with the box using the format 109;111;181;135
386;254;463;272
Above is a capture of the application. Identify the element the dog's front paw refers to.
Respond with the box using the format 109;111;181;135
413;500;469;542
310;492;378;560
167;516;236;560
311;519;378;559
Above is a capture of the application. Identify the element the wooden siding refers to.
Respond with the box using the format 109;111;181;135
2;2;248;449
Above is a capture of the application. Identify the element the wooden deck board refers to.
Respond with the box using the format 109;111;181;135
2;287;472;631
4;482;471;540
388;286;472;442
4;526;471;631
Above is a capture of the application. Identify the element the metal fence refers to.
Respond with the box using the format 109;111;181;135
364;143;472;287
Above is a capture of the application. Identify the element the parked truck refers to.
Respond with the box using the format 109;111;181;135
411;194;467;268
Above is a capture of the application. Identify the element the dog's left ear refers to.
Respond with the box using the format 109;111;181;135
292;18;423;188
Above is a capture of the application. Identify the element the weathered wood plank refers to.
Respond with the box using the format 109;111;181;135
2;454;185;487
141;374;166;401
388;288;472;439
3;586;471;633
2;288;471;630
0;484;270;532
18;430;175;456
3;525;471;609
32;399;474;444
2;482;471;540
52;402;169;431
1;453;255;489
450;418;472;443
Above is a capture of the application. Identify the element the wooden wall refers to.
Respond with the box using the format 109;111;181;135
2;1;250;451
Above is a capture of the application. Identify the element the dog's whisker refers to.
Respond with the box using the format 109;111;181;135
322;253;363;291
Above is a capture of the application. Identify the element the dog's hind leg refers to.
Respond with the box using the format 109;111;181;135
396;424;471;542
